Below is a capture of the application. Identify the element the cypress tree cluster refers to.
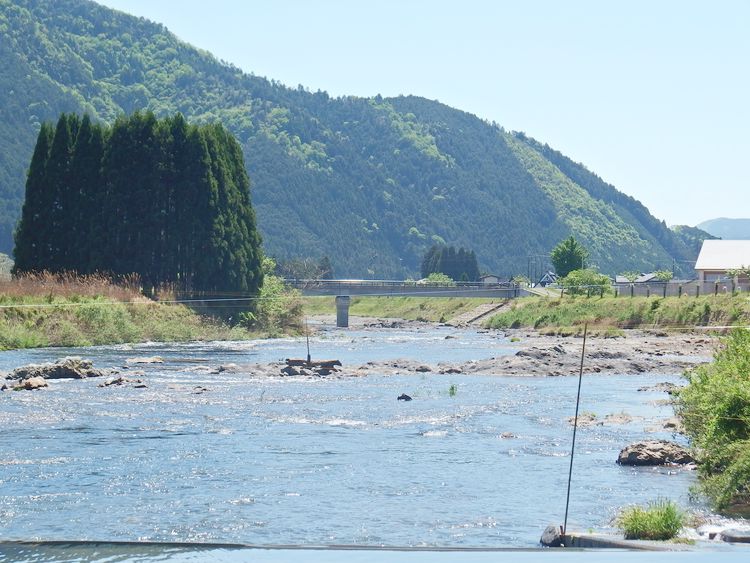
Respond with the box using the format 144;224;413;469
13;112;263;295
420;244;480;282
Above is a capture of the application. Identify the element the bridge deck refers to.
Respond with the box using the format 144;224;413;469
285;279;521;298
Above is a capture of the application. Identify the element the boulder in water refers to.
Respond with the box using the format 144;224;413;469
540;524;564;547
720;529;750;543
397;393;412;401
617;440;694;466
125;356;163;365
17;376;48;390
8;357;106;380
280;366;300;376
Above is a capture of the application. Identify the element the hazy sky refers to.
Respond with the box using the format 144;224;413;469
98;0;749;227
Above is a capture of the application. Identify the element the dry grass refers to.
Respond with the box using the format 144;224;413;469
0;272;144;302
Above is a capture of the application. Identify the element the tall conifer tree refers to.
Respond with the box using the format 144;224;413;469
13;122;54;273
14;112;264;295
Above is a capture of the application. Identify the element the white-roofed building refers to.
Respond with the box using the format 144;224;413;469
695;240;750;283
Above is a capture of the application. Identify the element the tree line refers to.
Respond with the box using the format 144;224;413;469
13;111;263;295
420;244;480;281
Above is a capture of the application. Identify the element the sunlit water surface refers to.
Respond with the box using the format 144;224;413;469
0;325;725;548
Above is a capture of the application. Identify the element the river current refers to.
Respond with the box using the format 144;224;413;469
0;324;710;547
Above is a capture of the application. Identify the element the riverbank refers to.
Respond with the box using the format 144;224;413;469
0;296;252;350
485;294;750;333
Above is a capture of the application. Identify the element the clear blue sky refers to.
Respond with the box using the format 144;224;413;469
98;0;750;227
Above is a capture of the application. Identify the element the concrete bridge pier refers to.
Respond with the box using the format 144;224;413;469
335;295;351;327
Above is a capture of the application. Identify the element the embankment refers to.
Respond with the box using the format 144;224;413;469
485;295;750;334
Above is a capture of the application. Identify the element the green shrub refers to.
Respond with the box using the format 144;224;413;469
560;269;611;296
678;329;750;512
617;500;685;540
424;272;455;286
243;257;303;334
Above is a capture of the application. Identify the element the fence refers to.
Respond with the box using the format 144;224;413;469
612;281;750;298
554;281;750;298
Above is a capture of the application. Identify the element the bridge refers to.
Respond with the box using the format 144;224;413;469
284;279;522;298
285;279;522;327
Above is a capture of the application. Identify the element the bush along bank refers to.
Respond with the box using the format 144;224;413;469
677;329;750;515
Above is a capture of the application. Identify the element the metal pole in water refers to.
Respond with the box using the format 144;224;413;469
305;318;311;365
563;322;588;540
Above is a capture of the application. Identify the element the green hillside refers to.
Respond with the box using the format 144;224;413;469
670;224;718;257
0;0;700;278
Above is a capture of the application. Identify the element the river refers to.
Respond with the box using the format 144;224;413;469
0;323;724;548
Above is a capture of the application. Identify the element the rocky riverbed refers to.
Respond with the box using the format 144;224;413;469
145;326;714;380
301;316;716;378
1;320;716;388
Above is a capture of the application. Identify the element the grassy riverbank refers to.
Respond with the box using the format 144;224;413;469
302;296;497;323
0;295;252;350
0;273;264;350
485;294;750;334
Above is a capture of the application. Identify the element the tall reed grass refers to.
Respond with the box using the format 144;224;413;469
0;271;143;302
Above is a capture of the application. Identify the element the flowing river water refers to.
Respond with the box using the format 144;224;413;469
0;323;737;552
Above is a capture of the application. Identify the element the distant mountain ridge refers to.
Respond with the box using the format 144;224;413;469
697;218;750;240
0;0;702;277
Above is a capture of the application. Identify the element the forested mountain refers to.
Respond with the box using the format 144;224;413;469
0;0;701;277
697;218;750;240
670;225;718;257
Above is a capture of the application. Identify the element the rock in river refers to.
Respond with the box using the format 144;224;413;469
125;356;163;365
18;376;48;390
540;524;564;547
7;357;107;380
721;529;750;543
616;440;694;466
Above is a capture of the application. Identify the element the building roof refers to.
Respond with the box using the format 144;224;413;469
695;240;750;271
635;273;658;283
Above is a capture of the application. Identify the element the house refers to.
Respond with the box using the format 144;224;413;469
634;273;659;283
695;240;750;284
537;271;558;287
615;273;659;284
479;274;502;285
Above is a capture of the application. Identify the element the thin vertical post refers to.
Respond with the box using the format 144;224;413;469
563;322;588;539
305;318;311;365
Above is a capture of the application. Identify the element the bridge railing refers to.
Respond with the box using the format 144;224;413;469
283;279;521;297
283;279;518;290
